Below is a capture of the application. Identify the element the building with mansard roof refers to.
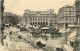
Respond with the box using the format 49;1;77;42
57;5;76;29
23;9;58;27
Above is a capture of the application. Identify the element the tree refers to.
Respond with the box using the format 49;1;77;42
3;12;21;25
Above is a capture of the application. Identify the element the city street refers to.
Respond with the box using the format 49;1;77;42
1;0;80;51
0;28;67;51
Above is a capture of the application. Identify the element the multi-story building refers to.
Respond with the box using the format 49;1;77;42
58;5;76;29
23;9;57;27
75;0;80;25
74;0;80;51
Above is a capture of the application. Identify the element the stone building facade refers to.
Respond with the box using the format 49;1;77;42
74;0;80;51
57;5;76;29
23;9;57;27
75;0;80;25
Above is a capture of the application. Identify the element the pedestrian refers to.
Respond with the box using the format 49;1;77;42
10;36;12;41
6;42;8;47
10;31;12;35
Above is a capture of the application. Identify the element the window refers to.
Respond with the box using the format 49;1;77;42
46;18;48;21
35;18;37;21
70;19;71;21
38;18;40;21
66;19;68;21
66;14;67;15
41;17;42;21
35;22;37;25
38;22;40;25
41;22;42;25
46;22;48;25
72;8;73;10
30;22;32;25
70;12;71;15
73;19;74;21
33;18;34;21
65;8;67;10
43;18;45;21
43;22;45;24
69;9;71;10
30;18;32;21
33;22;34;25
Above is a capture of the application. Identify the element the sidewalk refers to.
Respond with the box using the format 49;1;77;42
0;43;9;51
0;34;14;51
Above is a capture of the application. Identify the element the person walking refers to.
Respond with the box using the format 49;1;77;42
6;42;8;47
10;31;12;41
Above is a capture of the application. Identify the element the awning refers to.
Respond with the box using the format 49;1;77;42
5;24;9;25
64;44;74;51
41;27;49;29
68;31;77;39
59;29;69;33
68;25;80;27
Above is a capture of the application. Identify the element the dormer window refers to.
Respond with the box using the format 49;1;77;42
37;12;41;15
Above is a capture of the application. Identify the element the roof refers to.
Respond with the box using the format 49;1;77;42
65;5;75;8
41;27;49;29
24;9;54;15
59;29;69;33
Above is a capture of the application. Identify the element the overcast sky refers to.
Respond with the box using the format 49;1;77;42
4;0;75;16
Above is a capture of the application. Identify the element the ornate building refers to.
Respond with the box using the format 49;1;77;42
58;5;76;29
23;9;57;27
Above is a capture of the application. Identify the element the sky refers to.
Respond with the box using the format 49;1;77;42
4;0;75;16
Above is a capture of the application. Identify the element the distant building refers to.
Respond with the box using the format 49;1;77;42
23;9;57;27
57;5;76;29
75;0;80;25
3;12;21;26
3;12;13;24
